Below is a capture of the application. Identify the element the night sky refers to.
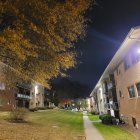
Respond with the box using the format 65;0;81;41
67;0;140;89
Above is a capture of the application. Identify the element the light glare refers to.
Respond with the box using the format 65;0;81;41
137;49;140;54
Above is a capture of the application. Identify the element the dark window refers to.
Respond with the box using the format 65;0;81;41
116;68;119;75
119;91;122;98
0;98;3;106
132;117;137;127
25;89;30;96
17;87;24;94
128;85;135;98
124;58;130;70
119;70;121;74
136;82;140;96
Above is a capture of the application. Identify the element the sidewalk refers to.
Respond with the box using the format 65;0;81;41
83;111;104;140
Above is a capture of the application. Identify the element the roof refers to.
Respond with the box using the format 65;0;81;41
90;26;140;96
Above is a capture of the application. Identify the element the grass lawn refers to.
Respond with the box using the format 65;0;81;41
94;122;136;140
88;113;136;140
0;111;9;120
87;112;99;121
0;109;84;140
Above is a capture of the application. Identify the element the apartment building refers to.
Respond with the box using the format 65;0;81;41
30;83;44;109
0;82;31;111
0;82;15;111
114;27;140;128
0;62;45;111
103;75;119;118
88;96;97;113
91;83;108;115
0;82;45;111
16;83;31;109
91;26;140;128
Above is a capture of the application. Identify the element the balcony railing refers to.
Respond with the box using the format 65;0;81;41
16;93;32;100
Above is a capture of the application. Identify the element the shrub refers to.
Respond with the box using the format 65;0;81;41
112;117;117;125
91;111;96;115
29;106;54;112
45;106;54;109
29;108;38;112
100;114;114;125
10;108;28;122
37;107;46;110
99;114;105;120
91;111;99;115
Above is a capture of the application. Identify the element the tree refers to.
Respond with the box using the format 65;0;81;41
50;78;91;105
0;0;91;87
73;98;87;111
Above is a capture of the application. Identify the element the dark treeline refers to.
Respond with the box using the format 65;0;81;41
45;78;91;106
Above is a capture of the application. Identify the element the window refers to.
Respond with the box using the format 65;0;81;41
119;90;122;98
25;89;30;96
7;100;11;105
119;69;121;74
0;98;3;106
132;117;137;127
124;58;131;70
128;85;135;98
136;82;140;96
0;82;5;90
116;68;119;75
115;80;117;86
17;86;24;94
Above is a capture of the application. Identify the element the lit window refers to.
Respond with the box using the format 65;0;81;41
136;82;140;96
0;82;5;90
8;100;11;105
128;85;135;98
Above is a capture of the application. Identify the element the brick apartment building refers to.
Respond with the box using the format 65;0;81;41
0;82;45;111
0;62;45;111
90;26;140;129
0;82;31;111
0;83;15;111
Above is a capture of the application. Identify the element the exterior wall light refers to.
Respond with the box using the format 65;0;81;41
137;49;140;54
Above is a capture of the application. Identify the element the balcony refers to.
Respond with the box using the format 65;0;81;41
113;102;119;110
107;82;116;90
16;85;31;100
104;102;119;110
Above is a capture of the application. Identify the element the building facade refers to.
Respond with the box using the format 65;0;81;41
0;67;45;111
92;84;108;115
30;83;45;109
90;26;140;129
15;83;31;109
114;43;140;128
0;83;15;111
0;82;32;111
